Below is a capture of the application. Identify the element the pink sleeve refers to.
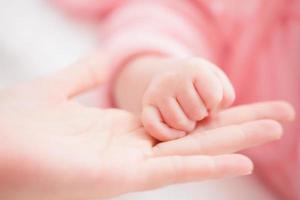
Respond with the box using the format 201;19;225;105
99;0;222;68
52;0;223;67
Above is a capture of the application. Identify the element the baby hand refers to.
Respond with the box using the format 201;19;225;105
142;58;235;141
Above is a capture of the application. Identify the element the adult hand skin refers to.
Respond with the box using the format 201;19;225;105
0;55;295;200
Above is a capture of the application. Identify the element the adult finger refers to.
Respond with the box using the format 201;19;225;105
199;101;295;131
139;154;253;190
34;53;110;98
153;120;282;156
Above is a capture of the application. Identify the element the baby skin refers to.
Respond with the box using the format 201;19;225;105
114;56;235;141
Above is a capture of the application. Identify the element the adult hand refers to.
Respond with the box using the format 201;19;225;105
0;55;295;200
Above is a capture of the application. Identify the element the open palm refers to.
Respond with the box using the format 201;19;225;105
0;55;294;200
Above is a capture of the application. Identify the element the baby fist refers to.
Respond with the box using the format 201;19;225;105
142;58;235;141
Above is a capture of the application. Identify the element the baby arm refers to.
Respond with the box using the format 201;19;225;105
114;56;235;141
93;0;235;141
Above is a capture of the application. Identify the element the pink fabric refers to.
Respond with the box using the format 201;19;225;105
52;0;300;199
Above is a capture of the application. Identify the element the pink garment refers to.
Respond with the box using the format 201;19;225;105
52;0;300;199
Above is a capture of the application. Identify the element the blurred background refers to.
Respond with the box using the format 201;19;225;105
0;1;280;199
